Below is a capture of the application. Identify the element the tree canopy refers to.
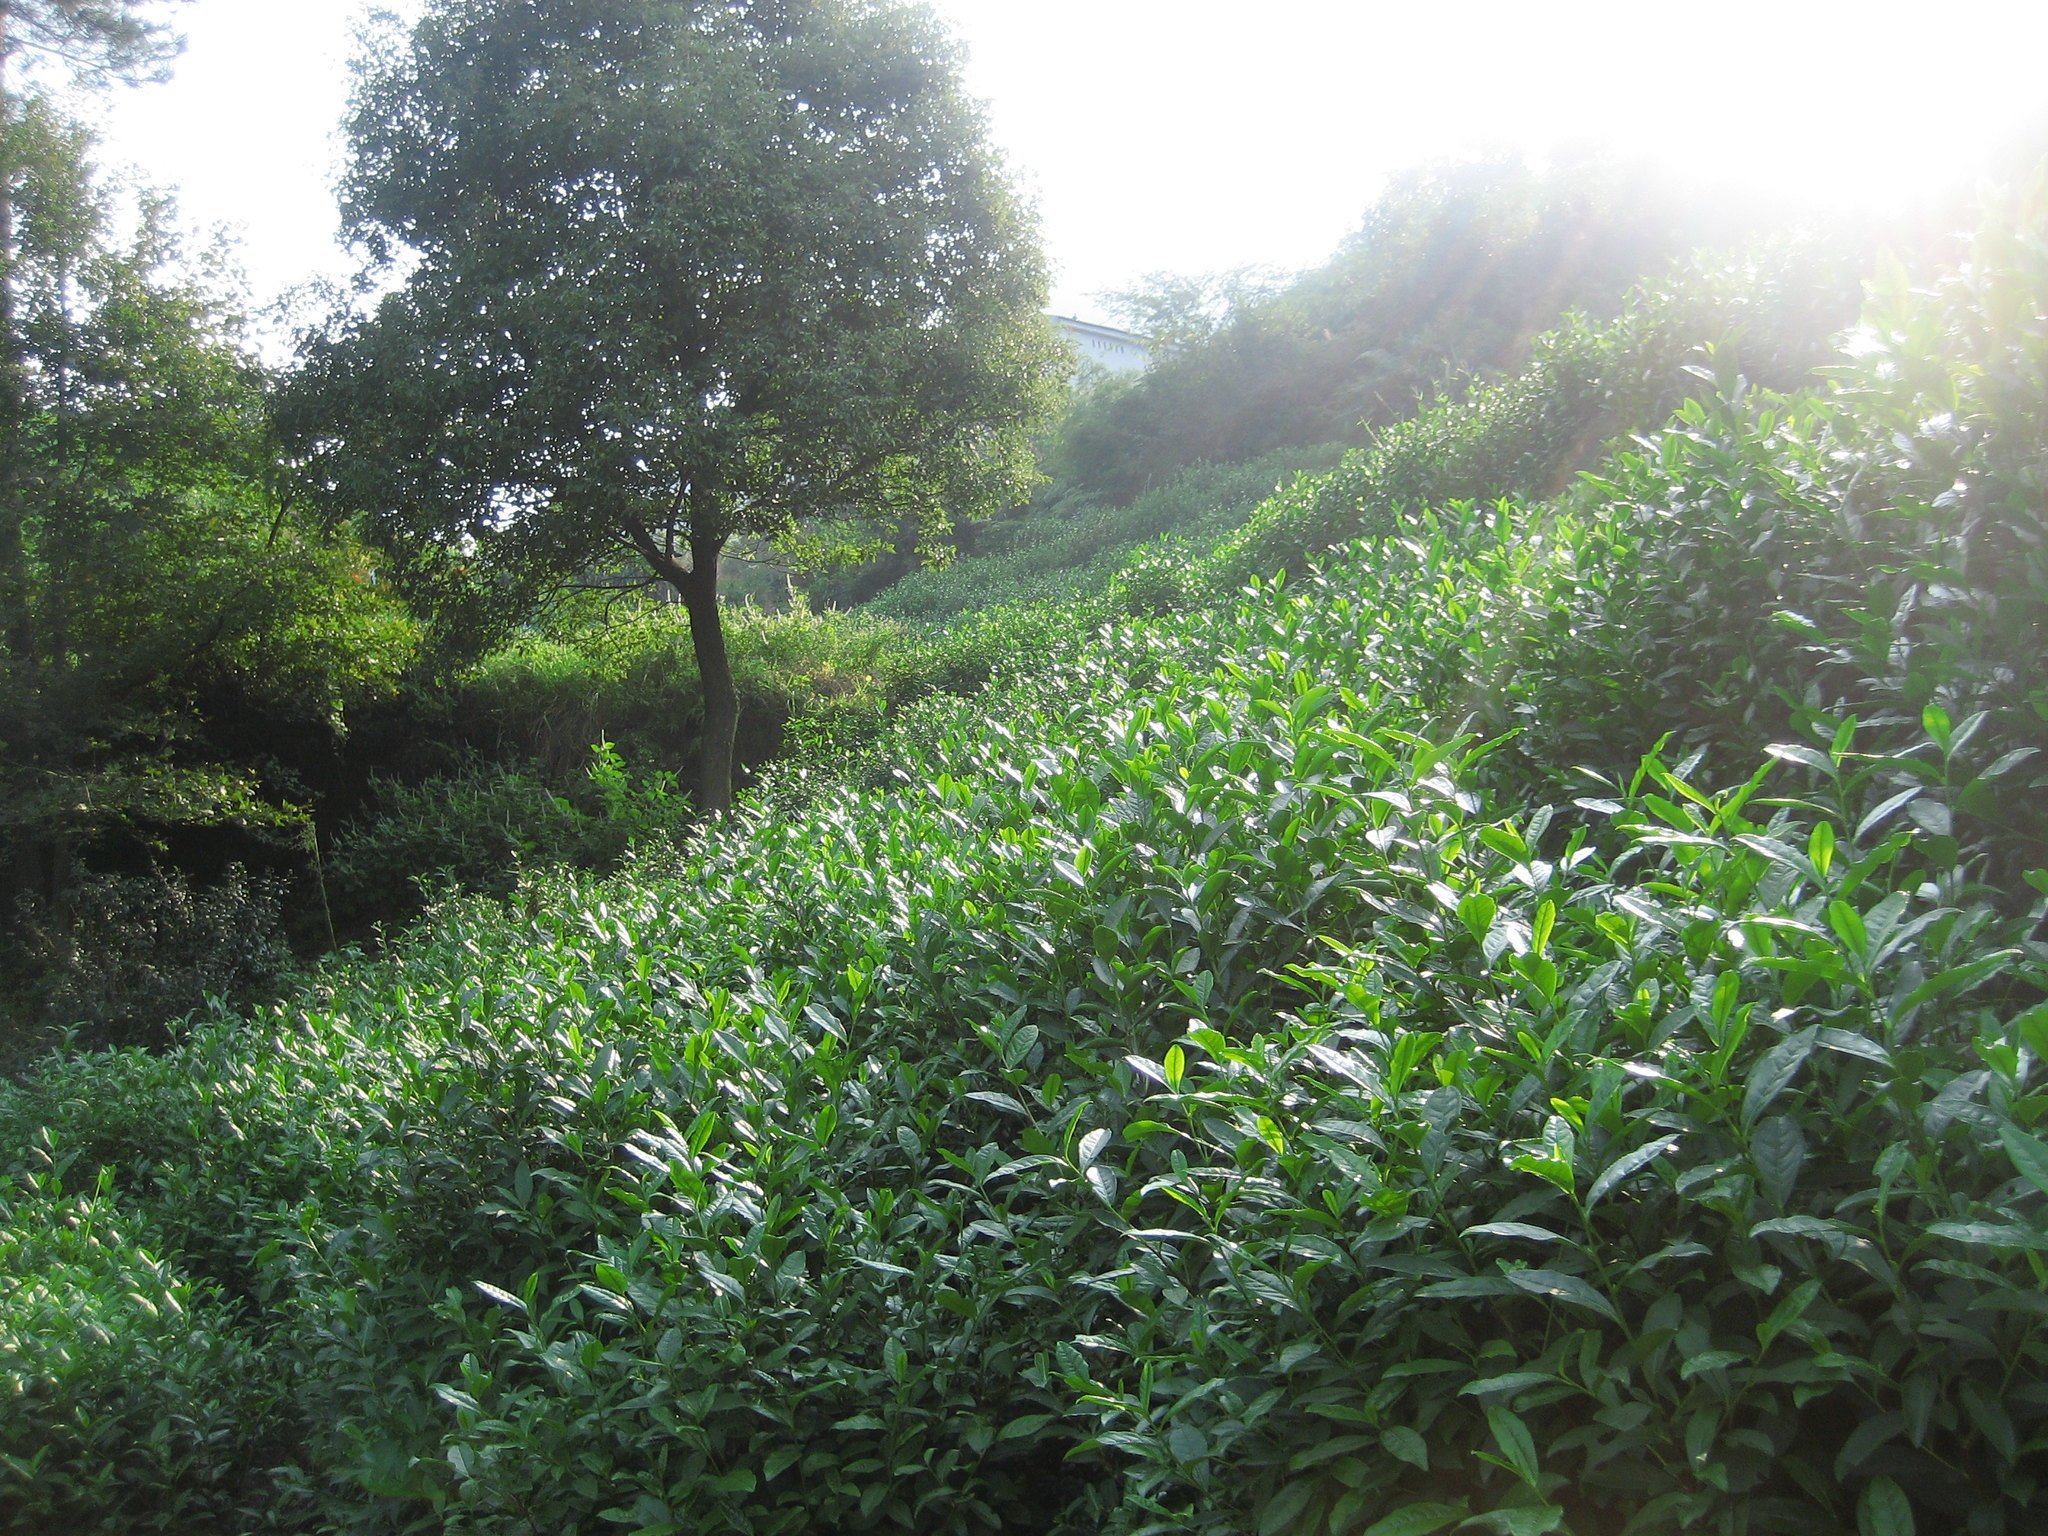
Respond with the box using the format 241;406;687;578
286;0;1064;813
1;0;188;646
0;92;417;966
0;0;187;86
1055;156;1798;503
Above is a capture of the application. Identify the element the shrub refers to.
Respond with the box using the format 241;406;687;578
4;864;294;1064
1052;157;1817;504
1107;535;1202;617
12;564;2042;1531
863;447;1341;625
0;1148;288;1532
1199;241;1860;593
326;741;684;928
1488;184;2048;873
387;595;918;787
1;167;2041;1536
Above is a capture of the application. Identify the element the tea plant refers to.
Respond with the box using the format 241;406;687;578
861;448;1341;625
0;1143;291;1532
1199;242;1858;595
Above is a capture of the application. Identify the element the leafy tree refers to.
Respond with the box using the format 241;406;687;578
0;1;416;1051
0;0;187;657
1056;156;1789;503
0;99;416;980
0;0;185;81
286;0;1065;814
1097;265;1283;353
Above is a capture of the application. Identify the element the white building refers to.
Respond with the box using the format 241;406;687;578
1049;314;1153;382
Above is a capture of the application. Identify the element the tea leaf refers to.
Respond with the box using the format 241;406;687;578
1857;1475;1914;1536
1505;1268;1619;1323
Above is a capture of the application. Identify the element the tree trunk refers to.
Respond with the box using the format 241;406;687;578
890;501;921;582
0;9;26;664
624;517;738;817
676;534;737;816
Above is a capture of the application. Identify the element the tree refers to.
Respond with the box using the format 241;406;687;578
1;0;186;658
0;5;418;1055
285;0;1065;814
0;0;184;82
0;97;417;950
1098;265;1284;354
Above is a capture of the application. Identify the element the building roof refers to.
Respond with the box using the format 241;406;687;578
1047;313;1152;348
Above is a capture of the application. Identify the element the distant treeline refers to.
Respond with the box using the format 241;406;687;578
1051;157;1887;504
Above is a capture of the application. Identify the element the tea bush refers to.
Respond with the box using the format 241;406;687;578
347;580;1134;900
1487;207;2048;867
1050;159;1836;506
0;1149;291;1532
1199;243;1860;594
863;448;1342;625
10;551;2042;1531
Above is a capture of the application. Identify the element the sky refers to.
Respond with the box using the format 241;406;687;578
70;0;2048;340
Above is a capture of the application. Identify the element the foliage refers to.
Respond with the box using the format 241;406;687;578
356;594;918;792
1096;265;1288;353
888;240;1853;647
284;0;1064;812
852;446;1345;624
4;158;2047;1536
0;1145;290;1533
325;741;685;929
1197;240;1861;594
325;585;1114;925
0;3;417;1063
1483;186;2048;842
0;96;415;1039
8;564;2045;1531
0;0;187;86
1053;157;1837;504
3;863;294;1066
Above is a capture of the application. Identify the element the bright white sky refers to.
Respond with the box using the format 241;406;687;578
71;0;2048;339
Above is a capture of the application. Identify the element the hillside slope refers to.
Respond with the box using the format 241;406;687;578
3;190;2046;1536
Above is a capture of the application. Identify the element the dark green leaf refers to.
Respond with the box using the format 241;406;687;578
1259;1481;1318;1536
1505;1268;1619;1322
1857;1474;1913;1536
1743;1028;1817;1127
1381;1425;1429;1470
1361;1505;1464;1536
1484;1404;1540;1487
1462;1222;1566;1244
1585;1135;1679;1212
1999;1124;2048;1198
1750;1116;1807;1207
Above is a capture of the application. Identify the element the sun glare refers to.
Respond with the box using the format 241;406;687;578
943;0;2048;311
85;0;2048;320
